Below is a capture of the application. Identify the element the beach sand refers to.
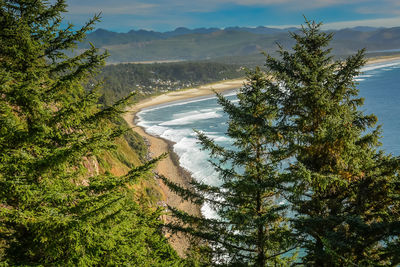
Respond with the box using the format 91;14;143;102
367;54;400;65
122;55;400;255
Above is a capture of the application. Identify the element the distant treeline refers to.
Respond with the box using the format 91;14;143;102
95;62;244;105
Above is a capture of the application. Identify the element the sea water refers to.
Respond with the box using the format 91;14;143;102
137;60;400;217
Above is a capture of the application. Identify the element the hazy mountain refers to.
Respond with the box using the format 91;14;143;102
85;25;288;45
349;26;381;32
224;26;296;34
164;27;221;37
81;28;164;48
81;26;400;64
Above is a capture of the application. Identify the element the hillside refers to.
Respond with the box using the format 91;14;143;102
80;26;400;64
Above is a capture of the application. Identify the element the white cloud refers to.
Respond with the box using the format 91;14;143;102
356;0;400;16
66;1;158;15
261;16;400;30
322;17;400;29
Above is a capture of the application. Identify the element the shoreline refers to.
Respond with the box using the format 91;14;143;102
122;55;400;254
122;78;245;255
127;54;400;116
127;78;245;112
366;54;400;65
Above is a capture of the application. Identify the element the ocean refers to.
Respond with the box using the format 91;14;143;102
137;60;400;217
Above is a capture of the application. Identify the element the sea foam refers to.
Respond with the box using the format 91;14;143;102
361;60;400;72
136;93;238;219
160;111;222;126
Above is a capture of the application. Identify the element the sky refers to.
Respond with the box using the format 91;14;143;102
63;0;400;32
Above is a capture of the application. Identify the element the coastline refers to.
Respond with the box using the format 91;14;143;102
125;78;245;112
126;55;400;117
122;78;245;255
366;54;400;65
122;55;400;255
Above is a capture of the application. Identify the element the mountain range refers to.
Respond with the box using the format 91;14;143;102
79;26;400;64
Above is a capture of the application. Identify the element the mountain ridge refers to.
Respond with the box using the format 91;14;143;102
81;26;400;64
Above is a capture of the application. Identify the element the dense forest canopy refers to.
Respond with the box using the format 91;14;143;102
95;61;244;105
0;0;183;265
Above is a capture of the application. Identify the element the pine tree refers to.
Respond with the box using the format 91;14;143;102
161;68;295;266
265;19;400;265
0;0;181;265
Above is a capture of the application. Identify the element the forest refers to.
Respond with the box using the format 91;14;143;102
0;0;399;266
95;62;244;105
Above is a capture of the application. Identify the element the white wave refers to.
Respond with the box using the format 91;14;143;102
137;119;164;128
145;125;169;136
138;117;222;189
201;107;223;112
213;136;232;143
205;133;232;143
135;113;148;126
160;128;194;143
356;74;372;79
172;110;202;119
361;60;400;72
223;92;239;98
201;202;219;219
354;78;365;82
160;111;222;126
140;89;238;113
173;137;220;184
172;108;223;120
141;96;218;113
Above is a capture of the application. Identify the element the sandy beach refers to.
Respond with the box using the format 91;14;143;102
366;54;400;65
122;55;400;255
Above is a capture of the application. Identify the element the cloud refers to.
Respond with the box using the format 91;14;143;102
64;0;371;15
62;0;400;31
322;17;400;29
66;0;158;15
262;16;400;30
63;0;400;17
356;0;400;15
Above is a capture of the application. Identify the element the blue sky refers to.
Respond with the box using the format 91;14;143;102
63;0;400;32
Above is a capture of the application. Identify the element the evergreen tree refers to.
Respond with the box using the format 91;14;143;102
161;68;295;266
265;19;400;265
0;0;181;265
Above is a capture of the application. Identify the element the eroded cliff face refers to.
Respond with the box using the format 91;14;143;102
82;156;100;178
79;120;163;205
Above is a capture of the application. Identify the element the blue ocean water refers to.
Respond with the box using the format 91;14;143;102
357;61;400;154
137;60;400;217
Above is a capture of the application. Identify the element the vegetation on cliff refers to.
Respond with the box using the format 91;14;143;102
0;1;181;265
